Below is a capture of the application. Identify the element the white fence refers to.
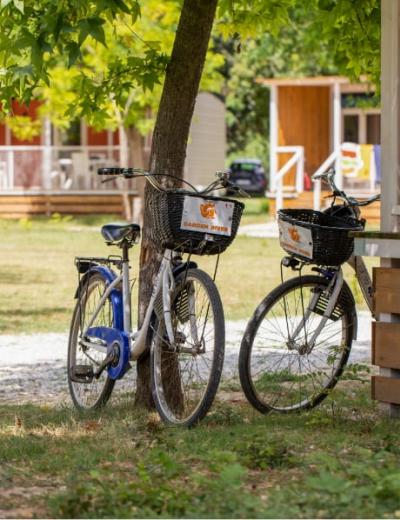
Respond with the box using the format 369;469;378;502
0;145;122;191
273;146;304;211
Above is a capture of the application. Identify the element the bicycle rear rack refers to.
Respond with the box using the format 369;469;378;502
75;256;123;273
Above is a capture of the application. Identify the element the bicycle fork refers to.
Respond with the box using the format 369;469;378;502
288;269;344;354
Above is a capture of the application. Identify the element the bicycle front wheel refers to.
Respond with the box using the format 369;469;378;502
151;268;224;427
68;273;115;411
239;275;355;413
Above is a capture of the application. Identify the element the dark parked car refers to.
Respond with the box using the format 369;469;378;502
228;159;267;196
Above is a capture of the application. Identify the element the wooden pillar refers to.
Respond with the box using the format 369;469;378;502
332;81;342;188
269;85;278;192
42;117;52;190
379;0;400;417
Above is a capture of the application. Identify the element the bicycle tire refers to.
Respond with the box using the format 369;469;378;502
239;275;355;414
68;273;115;410
150;268;224;427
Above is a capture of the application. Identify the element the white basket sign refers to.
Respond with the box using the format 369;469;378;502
180;196;234;237
279;220;313;259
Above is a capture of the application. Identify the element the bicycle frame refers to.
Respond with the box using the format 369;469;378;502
347;254;373;313
287;253;372;352
288;268;344;352
81;248;188;362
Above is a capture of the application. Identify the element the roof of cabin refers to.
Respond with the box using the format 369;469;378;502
257;75;374;93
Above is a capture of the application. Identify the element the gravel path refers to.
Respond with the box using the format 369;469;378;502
238;221;279;238
0;315;373;406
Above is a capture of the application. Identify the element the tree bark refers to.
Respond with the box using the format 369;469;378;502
126;127;146;224
134;0;218;408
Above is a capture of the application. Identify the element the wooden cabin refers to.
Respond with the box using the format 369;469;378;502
0;92;225;218
259;76;381;223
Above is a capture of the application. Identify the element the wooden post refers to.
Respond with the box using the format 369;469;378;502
332;81;342;189
379;0;400;418
42;118;52;190
269;85;278;192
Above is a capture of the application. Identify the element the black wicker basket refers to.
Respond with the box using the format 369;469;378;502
278;208;364;266
149;191;244;255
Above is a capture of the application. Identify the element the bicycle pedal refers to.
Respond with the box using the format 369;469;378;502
70;365;94;384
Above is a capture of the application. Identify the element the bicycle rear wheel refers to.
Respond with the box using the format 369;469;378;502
239;275;355;413
150;268;224;427
68;273;115;410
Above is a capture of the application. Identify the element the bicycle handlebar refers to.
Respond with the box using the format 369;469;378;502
97;167;251;197
98;167;137;177
355;193;381;206
312;167;380;208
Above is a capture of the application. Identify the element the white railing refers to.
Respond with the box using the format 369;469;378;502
274;146;304;211
312;150;339;211
0;145;123;191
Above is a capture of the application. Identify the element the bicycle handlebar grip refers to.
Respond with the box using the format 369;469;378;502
97;167;135;176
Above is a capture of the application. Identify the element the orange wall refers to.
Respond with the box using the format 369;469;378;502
87;127;108;146
0;122;5;145
278;86;331;186
87;127;120;146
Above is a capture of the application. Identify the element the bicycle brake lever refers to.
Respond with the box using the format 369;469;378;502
237;187;251;198
225;181;251;198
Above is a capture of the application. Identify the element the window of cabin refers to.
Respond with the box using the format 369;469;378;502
366;113;381;144
342;110;381;145
59;121;81;145
343;115;359;143
52;120;82;146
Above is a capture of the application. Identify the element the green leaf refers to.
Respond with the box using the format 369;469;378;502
12;0;23;13
89;24;106;46
79;17;107;46
112;0;131;15
66;42;81;67
31;41;42;70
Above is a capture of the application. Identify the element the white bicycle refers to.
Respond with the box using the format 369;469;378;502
67;168;245;426
239;168;380;413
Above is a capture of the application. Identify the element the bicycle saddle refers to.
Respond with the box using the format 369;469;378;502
101;223;141;245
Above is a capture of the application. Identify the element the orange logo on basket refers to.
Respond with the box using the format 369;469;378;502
288;227;300;242
200;202;217;219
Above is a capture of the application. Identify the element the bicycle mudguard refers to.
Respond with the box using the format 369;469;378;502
86;326;130;380
172;260;198;278
152;260;198;323
75;265;124;331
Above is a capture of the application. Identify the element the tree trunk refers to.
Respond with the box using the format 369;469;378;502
134;0;218;409
119;125;132;220
126;127;146;224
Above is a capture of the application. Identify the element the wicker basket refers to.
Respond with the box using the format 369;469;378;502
149;191;244;255
278;208;364;266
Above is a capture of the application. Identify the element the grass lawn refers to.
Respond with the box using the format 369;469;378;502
1;382;399;518
0;198;378;334
0;201;276;333
0;202;393;519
